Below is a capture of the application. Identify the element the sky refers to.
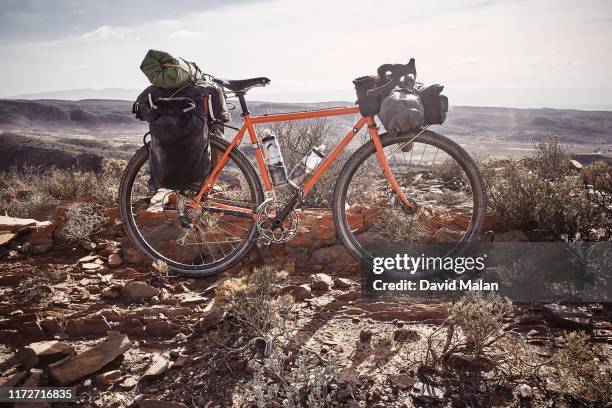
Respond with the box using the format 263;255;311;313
1;0;612;109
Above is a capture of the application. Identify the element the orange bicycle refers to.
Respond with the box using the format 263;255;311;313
119;62;487;276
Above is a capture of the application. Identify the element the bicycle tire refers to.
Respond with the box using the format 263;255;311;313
118;134;264;277
332;130;487;265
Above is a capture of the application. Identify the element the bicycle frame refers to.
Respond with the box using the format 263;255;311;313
192;105;414;219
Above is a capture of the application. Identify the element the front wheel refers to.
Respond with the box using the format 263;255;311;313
332;130;487;267
118;135;264;277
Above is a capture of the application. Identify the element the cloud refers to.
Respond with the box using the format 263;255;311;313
80;25;127;40
169;29;205;39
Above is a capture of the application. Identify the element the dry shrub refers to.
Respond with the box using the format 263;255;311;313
61;202;108;241
422;292;512;367
446;291;512;357
530;138;573;180
0;159;125;218
553;331;612;405
270;118;351;208
236;348;339;408
484;140;603;240
215;266;295;354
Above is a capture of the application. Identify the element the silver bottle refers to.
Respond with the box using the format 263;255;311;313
289;144;326;186
261;129;288;187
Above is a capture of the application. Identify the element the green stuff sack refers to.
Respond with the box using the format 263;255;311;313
140;49;201;90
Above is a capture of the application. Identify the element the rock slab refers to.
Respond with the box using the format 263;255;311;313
49;334;131;385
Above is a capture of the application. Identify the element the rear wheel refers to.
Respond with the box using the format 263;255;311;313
118;135;264;277
332;130;487;268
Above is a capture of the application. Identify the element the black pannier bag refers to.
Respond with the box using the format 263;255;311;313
418;84;448;126
353;75;383;116
133;85;217;190
378;90;424;135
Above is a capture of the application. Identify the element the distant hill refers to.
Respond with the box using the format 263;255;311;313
1;98;611;171
5;88;142;101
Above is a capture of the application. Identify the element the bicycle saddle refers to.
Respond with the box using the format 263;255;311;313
213;77;270;92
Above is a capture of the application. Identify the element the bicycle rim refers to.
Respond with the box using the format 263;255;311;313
333;130;487;267
119;135;264;276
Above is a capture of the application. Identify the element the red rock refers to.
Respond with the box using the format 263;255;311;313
197;299;224;329
334;277;357;289
108;253;123;267
0;215;51;232
359;329;373;342
15;369;49;408
543;304;591;330
49;334;131;385
121;281;160;300
23;341;75;365
101;286;121;300
95;369;122;385
120;376;138;389
146;320;181;338
27;223;55;253
66;318;111;337
311;273;334;292
336;290;361;301
142;353;172;380
278;284;312;301
17;321;46;345
123;246;147;264
0;371;27;387
0;232;16;246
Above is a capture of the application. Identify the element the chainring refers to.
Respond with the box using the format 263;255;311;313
256;200;299;245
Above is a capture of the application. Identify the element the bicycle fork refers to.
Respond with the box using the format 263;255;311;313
366;117;417;212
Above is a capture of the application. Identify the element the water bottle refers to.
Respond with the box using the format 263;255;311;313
289;144;326;186
261;129;288;187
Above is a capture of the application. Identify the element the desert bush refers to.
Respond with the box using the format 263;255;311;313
270;118;350;208
236;348;339;408
0;159;125;218
484;142;603;240
553;331;612;404
529;138;573;180
422;292;512;367
61;202;108;241
215;266;295;356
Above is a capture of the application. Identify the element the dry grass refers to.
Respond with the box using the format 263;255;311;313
0;158;125;218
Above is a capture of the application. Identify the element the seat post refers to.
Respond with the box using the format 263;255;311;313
236;92;250;116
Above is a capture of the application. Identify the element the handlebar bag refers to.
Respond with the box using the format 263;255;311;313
353;75;383;116
378;90;424;135
145;87;211;190
418;84;448;126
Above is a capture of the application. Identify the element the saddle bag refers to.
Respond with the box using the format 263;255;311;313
378;90;424;135
353;75;383;117
418;84;448;126
133;85;212;190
